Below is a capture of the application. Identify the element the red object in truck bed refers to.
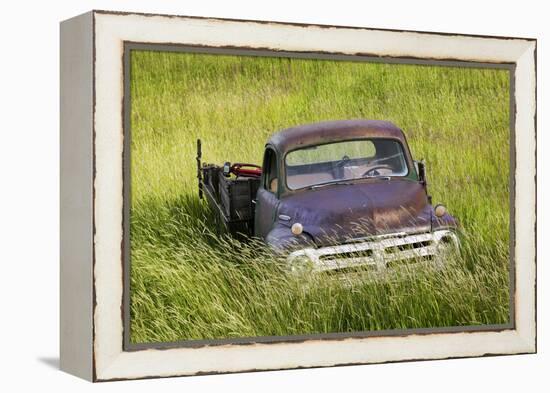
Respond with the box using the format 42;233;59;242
230;163;262;178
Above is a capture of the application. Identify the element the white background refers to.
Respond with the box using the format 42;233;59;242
0;0;546;391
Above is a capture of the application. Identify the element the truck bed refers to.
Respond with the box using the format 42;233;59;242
200;164;260;237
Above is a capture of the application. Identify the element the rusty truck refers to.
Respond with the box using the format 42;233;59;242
197;119;459;272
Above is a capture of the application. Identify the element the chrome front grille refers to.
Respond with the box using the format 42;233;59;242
287;230;458;272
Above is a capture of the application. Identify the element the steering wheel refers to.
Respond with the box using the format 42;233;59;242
362;164;393;177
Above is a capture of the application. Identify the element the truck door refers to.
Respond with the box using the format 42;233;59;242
254;147;279;239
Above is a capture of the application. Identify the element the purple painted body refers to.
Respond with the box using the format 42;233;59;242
251;120;458;252
199;119;459;264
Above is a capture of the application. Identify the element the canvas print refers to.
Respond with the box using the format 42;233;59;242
128;49;511;345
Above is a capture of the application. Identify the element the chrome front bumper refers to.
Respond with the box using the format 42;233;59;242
287;230;459;272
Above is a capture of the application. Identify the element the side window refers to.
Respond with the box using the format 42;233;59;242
262;148;278;194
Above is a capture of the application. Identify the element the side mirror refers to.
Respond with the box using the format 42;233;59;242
415;160;427;185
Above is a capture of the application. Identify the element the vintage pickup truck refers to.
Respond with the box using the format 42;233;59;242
197;119;459;272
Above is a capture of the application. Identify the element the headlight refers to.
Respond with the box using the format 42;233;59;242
434;204;447;217
288;254;314;273
291;222;303;236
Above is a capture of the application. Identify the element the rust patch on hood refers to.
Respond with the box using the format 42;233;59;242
277;179;431;246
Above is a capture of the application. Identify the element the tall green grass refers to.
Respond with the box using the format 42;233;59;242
130;50;510;344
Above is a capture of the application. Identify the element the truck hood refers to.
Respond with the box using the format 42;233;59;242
277;179;432;246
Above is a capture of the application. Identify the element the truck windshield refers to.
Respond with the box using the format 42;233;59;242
285;139;409;190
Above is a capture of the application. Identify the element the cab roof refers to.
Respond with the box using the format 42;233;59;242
267;119;407;155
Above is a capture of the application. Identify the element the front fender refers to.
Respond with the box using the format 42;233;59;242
265;224;315;254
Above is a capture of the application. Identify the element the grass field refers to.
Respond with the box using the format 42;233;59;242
129;50;511;344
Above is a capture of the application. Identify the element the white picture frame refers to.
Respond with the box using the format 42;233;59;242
60;10;536;381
